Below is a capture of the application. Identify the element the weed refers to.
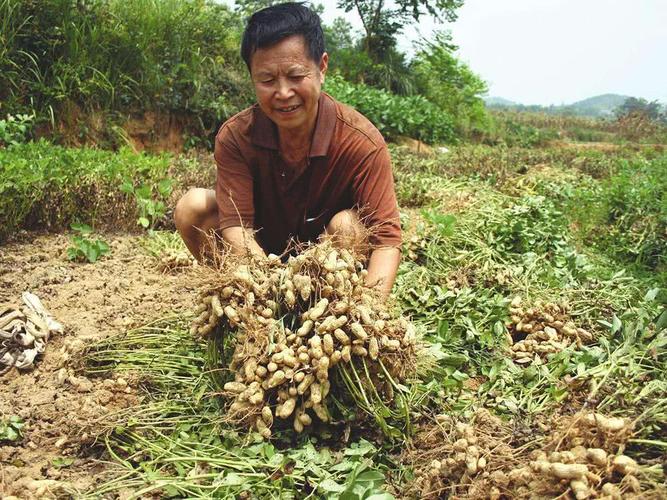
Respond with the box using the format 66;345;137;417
0;112;34;145
66;223;110;263
120;177;173;230
0;415;24;443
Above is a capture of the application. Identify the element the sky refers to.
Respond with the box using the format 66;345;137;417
319;0;667;106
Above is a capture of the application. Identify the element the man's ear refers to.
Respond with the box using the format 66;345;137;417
319;52;329;82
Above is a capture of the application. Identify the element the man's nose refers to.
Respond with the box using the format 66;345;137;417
275;78;295;99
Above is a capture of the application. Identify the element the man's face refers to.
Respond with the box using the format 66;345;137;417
250;35;328;136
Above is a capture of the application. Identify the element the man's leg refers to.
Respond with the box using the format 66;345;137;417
323;209;369;255
174;188;219;262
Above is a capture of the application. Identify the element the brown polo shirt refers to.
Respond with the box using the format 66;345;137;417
214;92;401;256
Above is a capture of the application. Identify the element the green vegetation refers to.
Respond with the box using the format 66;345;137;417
0;0;489;146
71;143;667;497
120;177;174;230
0;0;251;144
0;113;34;146
0;140;171;242
0;416;24;443
326;74;455;143
66;223;110;263
568;156;667;273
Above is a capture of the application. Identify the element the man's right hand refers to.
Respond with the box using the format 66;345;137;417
221;226;267;258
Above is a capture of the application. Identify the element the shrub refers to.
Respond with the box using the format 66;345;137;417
0;0;248;140
325;74;455;144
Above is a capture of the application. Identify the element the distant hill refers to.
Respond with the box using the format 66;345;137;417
484;96;518;107
485;93;632;118
567;94;631;117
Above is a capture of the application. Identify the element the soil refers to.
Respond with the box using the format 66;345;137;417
0;230;200;498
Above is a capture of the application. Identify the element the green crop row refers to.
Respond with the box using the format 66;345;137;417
325;74;456;144
0;140;171;241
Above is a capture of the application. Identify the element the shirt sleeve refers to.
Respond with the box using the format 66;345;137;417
214;124;255;230
350;143;402;249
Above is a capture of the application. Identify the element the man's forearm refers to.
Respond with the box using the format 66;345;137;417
365;247;401;296
221;226;266;257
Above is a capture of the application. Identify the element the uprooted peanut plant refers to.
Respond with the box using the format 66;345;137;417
191;240;420;438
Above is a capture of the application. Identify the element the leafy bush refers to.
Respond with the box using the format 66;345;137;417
325;74;455;144
411;31;490;137
0;0;247;138
0;113;34;146
0;139;171;241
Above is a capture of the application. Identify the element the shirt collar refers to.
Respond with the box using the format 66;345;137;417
251;92;336;158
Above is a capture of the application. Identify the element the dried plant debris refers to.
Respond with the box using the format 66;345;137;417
1;292;62;375
507;296;593;365
191;240;420;438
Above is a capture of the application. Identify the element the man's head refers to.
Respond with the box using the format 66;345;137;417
241;2;325;71
241;3;328;135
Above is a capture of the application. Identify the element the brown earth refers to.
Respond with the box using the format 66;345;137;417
0;230;200;498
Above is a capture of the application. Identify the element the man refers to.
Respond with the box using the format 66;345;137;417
174;2;401;295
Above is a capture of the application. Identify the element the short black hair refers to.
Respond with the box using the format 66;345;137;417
240;2;325;71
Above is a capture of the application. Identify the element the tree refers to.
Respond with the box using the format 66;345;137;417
615;97;665;123
412;30;489;134
336;0;463;62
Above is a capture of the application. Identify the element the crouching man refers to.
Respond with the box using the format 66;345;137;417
174;2;401;295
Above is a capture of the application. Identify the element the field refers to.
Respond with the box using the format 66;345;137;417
1;139;666;499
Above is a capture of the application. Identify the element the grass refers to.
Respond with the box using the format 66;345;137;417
0;0;252;146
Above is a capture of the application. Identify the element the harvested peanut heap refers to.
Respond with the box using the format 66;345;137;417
507;296;593;365
158;250;197;272
407;410;659;500
405;234;428;262
191;240;418;438
492;412;647;500
407;409;516;499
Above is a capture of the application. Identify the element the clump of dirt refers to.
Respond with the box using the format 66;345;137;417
506;296;593;365
0;231;199;497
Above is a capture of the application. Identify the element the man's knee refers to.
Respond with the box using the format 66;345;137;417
326;209;361;235
174;188;216;232
324;209;368;251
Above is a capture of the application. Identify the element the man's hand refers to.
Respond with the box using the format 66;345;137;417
365;247;401;297
221;226;266;258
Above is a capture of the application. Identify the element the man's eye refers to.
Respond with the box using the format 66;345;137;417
261;79;274;84
290;75;305;81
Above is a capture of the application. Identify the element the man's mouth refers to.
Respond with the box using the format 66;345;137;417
277;105;300;113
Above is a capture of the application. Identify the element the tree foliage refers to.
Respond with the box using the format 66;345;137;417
337;0;463;61
412;31;489;135
615;97;666;124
